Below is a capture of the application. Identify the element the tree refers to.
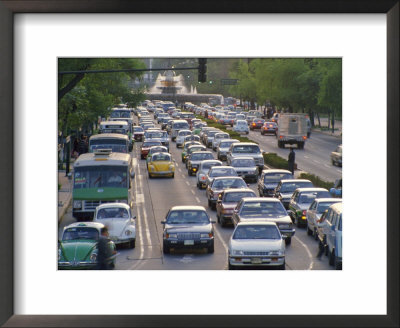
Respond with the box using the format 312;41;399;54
58;58;146;136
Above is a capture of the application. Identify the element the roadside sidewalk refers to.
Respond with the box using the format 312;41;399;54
58;170;72;223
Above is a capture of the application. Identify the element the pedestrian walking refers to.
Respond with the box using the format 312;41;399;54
78;134;87;155
97;227;111;270
288;147;295;176
204;110;208;119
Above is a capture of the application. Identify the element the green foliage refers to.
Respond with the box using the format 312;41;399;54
58;58;146;135
263;153;289;170
299;173;334;189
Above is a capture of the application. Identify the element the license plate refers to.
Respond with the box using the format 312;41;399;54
184;240;194;245
251;258;262;264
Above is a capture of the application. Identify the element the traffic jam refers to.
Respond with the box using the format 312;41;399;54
59;100;342;271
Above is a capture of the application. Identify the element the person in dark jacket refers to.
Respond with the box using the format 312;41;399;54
97;227;111;270
288;147;295;176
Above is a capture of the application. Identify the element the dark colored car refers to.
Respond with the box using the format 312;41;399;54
257;169;293;197
274;179;314;209
250;118;265;130
187;151;214;176
216;188;256;226
133;126;144;141
161;206;215;254
206;177;247;210
261;122;278;135
288;188;331;227
140;139;162;159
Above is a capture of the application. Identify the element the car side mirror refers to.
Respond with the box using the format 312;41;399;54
161;220;166;225
133;216;137;220
130;171;135;179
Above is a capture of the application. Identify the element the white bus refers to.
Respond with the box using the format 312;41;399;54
72;150;135;220
89;134;131;153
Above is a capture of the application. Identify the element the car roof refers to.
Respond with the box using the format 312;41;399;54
213;176;244;181
96;203;131;210
64;222;104;230
329;202;343;214
262;169;292;174
296;187;329;192
236;221;277;227
280;179;312;184
210;165;235;170
223;188;255;194
241;197;281;203
89;133;128;140
313;198;342;203
232;142;258;146
170;205;207;211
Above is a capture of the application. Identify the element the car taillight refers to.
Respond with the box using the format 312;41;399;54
303;136;307;140
302;210;307;216
252;123;256;126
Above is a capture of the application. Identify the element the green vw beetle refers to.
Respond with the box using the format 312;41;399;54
58;222;117;270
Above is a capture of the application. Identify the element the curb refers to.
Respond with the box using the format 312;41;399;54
58;192;72;224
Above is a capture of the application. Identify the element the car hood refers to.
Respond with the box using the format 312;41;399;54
59;240;97;262
164;223;212;233
230;239;283;252
149;161;173;171
221;203;237;209
232;153;261;158
264;183;278;189
234;166;257;171
96;218;134;237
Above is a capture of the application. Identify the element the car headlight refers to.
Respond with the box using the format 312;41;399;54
166;233;177;239
200;233;213;238
232;250;244;256
269;250;283;256
149;166;154;171
169;164;174;170
90;252;97;262
73;200;82;209
278;224;291;229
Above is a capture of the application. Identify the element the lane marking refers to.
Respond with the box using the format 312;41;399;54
213;226;228;255
304;155;310;159
293;235;314;270
185;181;190;186
324;164;330;168
195;197;201;203
136;194;145;203
191;190;195;195
312;159;321;164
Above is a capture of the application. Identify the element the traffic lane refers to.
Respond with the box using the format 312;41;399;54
248;131;341;182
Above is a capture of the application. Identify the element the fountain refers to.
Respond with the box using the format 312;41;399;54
144;71;223;105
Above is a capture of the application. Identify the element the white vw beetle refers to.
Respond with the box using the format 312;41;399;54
94;203;136;248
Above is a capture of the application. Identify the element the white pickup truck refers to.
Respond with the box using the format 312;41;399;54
276;113;308;149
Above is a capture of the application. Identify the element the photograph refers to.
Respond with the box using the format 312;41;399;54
57;57;343;271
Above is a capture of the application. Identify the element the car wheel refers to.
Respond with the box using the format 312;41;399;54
197;182;201;189
148;172;152;179
278;261;286;270
313;229;319;241
208;199;212;208
307;225;313;235
334;256;342;270
329;249;335;266
171;173;174;178
217;212;220;223
163;243;170;254
285;237;291;245
331;159;335;166
228;260;235;270
211;202;216;211
261;131;264;135
129;239;136;249
207;242;214;254
188;170;192;176
220;216;225;227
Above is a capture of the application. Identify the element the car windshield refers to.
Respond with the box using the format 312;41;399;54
191;153;213;161
232;159;255;167
74;166;128;188
166;210;210;224
173;122;189;129
298;191;331;203
280;181;313;193
202;162;222;170
111;110;131;118
210;168;237;177
188;147;204;154
233;225;280;240
145;132;164;139
179;131;192;136
232;145;260;153
149;147;167;154
212;178;246;189
133;127;144;133
151;153;171;161
317;202;340;213
63;227;99;241
97;207;129;219
264;173;292;183
220;141;236;148
240;201;287;218
224;192;255;203
143;141;162;147
90;139;127;153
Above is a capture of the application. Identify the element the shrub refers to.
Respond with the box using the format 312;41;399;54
298;173;334;189
263;153;289;170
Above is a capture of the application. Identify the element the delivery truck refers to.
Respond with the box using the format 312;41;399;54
276;113;308;149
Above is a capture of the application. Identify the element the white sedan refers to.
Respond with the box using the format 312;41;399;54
93;203;136;248
233;120;249;134
228;221;286;270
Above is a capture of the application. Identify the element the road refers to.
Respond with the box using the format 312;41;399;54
59;131;335;270
247;129;342;182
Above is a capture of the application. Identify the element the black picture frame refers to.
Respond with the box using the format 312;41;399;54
0;1;398;327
